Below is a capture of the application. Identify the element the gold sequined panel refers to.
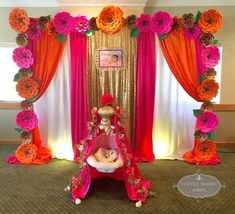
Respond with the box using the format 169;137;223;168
87;26;136;147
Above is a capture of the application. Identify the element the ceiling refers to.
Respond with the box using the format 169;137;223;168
0;0;235;7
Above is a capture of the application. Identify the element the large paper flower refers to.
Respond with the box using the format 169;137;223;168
16;77;39;99
16;33;29;46
136;14;152;33
182;13;194;28
101;94;115;106
198;9;223;33
15;143;38;164
195;111;219;132
201;45;220;68
9;8;30;33
74;16;89;32
26;18;43;40
195;139;217;160
96;6;125;34
200;33;214;46
12;47;33;68
89;17;99;31
126;15;137;29
16;110;38;131
150;11;173;35
198;79;219;101
52;12;74;35
184;24;202;40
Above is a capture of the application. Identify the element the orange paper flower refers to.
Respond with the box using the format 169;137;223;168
195;139;216;160
198;79;219;101
198;9;223;34
9;8;30;33
15;143;38;164
16;77;39;99
96;6;125;34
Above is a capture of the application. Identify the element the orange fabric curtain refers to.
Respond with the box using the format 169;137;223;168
159;30;203;102
33;31;66;98
30;31;66;164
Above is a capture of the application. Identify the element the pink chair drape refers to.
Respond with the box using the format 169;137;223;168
70;32;88;159
133;32;156;162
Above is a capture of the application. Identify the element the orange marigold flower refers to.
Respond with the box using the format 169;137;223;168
15;143;38;164
16;77;39;99
195;139;216;160
198;9;223;34
198;79;219;101
96;6;125;34
9;8;30;33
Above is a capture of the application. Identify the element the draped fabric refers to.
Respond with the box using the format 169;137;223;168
133;32;156;162
87;27;136;147
70;32;88;159
159;30;203;102
7;31;66;164
153;38;200;159
34;39;74;160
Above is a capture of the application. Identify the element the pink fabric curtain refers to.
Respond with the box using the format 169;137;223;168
133;32;156;162
70;32;88;159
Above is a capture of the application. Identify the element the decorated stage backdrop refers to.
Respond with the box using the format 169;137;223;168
7;6;222;165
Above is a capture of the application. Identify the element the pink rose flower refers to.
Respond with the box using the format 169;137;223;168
184;24;202;40
150;11;173;35
136;14;152;33
196;111;219;132
26;18;43;40
52;12;74;35
201;45;220;68
12;47;33;68
16;110;38;131
74;16;89;32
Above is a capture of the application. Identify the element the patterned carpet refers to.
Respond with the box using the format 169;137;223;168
0;144;235;214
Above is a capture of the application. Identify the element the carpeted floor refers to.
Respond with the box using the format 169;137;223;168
0;144;235;214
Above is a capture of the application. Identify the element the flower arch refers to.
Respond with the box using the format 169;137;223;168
8;7;223;166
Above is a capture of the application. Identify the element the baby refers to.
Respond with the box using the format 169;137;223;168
95;147;118;163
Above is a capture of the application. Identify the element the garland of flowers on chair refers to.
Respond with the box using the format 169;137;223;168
65;94;151;207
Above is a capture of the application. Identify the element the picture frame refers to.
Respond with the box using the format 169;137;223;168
98;49;123;68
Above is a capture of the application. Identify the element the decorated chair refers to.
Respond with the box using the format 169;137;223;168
65;94;151;207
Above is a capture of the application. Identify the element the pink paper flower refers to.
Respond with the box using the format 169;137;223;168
16;110;38;131
52;12;74;35
150;11;173;35
183;24;202;40
201;45;220;68
196;111;219;132
136;14;152;33
26;18;43;40
74;16;89;32
12;47;33;68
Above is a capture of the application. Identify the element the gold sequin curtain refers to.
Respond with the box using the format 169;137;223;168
87;26;136;147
